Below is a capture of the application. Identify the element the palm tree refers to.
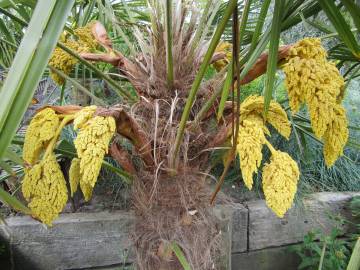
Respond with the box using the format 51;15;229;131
0;0;359;269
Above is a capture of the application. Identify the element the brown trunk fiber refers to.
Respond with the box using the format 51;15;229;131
132;172;227;270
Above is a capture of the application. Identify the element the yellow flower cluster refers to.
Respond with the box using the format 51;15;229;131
22;108;70;225
240;95;291;139
235;95;300;217
49;22;98;85
73;107;116;201
73;105;97;129
262;150;300;218
74;22;98;50
287;38;327;61
323;105;349;166
49;40;80;85
213;42;232;71
23;108;59;165
22;154;68;226
236;95;291;190
21;105;117;225
69;158;81;197
236;116;266;189
282;38;348;166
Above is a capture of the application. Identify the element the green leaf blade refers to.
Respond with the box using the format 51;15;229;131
263;0;284;116
0;0;75;159
318;0;360;56
170;242;191;270
171;0;238;169
0;187;31;214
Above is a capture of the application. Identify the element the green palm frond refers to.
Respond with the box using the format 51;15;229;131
0;0;75;158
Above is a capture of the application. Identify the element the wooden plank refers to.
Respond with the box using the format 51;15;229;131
247;192;360;251
231;244;301;270
0;211;135;270
230;204;248;253
2;192;357;269
213;203;248;253
213;206;233;270
0;204;241;270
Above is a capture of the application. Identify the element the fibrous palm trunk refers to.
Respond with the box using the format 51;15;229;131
133;172;224;270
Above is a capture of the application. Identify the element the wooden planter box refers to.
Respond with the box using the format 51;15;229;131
1;192;358;270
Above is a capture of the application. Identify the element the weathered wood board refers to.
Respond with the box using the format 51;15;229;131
231;244;301;270
229;204;248;253
0;205;245;270
1;192;358;269
247;192;360;251
0;211;135;270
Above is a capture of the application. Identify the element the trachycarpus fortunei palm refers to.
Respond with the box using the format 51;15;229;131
21;1;348;269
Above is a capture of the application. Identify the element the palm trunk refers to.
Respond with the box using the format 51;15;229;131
132;171;227;270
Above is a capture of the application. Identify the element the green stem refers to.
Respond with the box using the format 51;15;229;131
231;1;241;158
303;18;332;34
165;0;174;89
170;0;238;170
345;64;360;90
264;139;276;155
192;71;227;126
320;27;358;40
59;81;66;105
49;66;106;106
238;0;252;45
217;62;233;121
170;242;191;270
0;7;28;26
318;242;326;270
58;42;137;102
81;0;96;26
248;0;269;55
263;0;284;116
0;37;17;48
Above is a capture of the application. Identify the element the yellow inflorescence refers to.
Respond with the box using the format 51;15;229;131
323;105;349;167
23;108;59;165
236;116;266;190
22;163;42;201
213;42;232;72
48;40;81;85
234;95;300;217
240;95;291;139
282;38;348;166
74;107;116;201
49;22;98;85
284;57;341;137
235;95;291;190
74;22;98;50
262;150;300;218
287;38;327;61
69;158;81;197
73;105;97;129
21;105;117;225
22;154;68;226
